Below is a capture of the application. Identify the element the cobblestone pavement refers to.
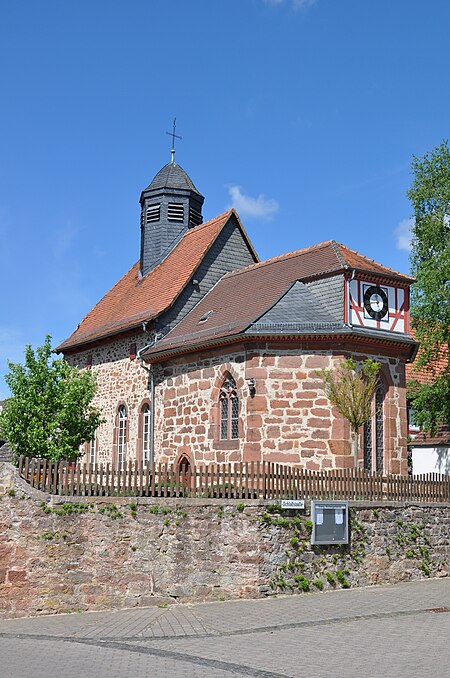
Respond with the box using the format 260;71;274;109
0;579;449;677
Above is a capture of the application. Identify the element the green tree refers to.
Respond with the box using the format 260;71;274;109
317;359;381;467
0;336;104;461
407;140;450;434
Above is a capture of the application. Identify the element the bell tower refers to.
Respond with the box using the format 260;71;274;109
139;123;204;277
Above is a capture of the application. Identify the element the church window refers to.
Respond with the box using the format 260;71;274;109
407;404;420;433
142;404;151;465
146;204;160;223
363;381;385;473
220;376;239;440
167;202;184;222
118;405;127;471
89;431;96;466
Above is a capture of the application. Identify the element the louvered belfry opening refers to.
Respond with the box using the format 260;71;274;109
189;204;203;227
146;204;161;223
139;161;204;277
167;203;184;222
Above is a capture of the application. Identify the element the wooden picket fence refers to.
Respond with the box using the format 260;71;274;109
17;455;450;502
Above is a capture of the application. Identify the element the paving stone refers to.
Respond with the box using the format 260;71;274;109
0;579;449;677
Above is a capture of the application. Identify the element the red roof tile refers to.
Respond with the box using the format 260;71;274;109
144;239;414;357
57;210;243;351
335;242;414;282
406;328;448;385
411;423;450;446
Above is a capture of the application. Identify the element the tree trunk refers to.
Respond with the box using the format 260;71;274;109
351;430;359;468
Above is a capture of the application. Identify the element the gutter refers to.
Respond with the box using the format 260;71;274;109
56;319;155;354
142;327;419;364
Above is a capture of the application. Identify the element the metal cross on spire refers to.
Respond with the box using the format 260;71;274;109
166;117;182;163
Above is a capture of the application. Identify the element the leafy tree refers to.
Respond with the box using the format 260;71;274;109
317;358;381;467
407;140;450;434
0;336;104;461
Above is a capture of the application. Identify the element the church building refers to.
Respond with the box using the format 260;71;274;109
57;156;417;475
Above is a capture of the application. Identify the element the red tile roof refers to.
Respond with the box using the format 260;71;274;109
144;239;414;357
335;243;414;281
57;210;246;351
411;423;450;446
406;328;448;385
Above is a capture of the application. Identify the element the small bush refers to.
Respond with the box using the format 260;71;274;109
266;503;282;513
294;575;310;592
304;519;313;535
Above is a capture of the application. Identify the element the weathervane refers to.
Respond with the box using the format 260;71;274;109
166;117;182;163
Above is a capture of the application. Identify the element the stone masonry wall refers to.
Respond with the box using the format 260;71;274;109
157;343;407;473
66;331;151;465
66;339;407;473
1;464;447;619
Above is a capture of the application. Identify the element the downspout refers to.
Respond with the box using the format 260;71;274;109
137;334;159;466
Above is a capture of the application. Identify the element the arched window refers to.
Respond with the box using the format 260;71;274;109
118;405;127;471
89;430;96;467
142;404;151;465
363;381;385;473
178;454;191;474
220;376;239;440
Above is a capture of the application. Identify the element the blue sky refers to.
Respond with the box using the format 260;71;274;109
1;0;449;398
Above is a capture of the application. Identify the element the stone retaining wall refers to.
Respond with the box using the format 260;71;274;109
0;463;448;619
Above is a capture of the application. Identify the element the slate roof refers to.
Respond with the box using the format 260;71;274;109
145;161;202;195
247;276;344;331
57;210;241;351
143;239;415;359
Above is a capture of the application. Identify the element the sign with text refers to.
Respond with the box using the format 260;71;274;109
281;499;305;510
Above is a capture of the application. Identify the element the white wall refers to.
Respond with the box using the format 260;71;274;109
412;446;450;475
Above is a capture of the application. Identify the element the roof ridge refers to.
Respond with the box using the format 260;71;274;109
220;240;335;280
331;240;347;267
184;209;233;236
337;242;412;278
